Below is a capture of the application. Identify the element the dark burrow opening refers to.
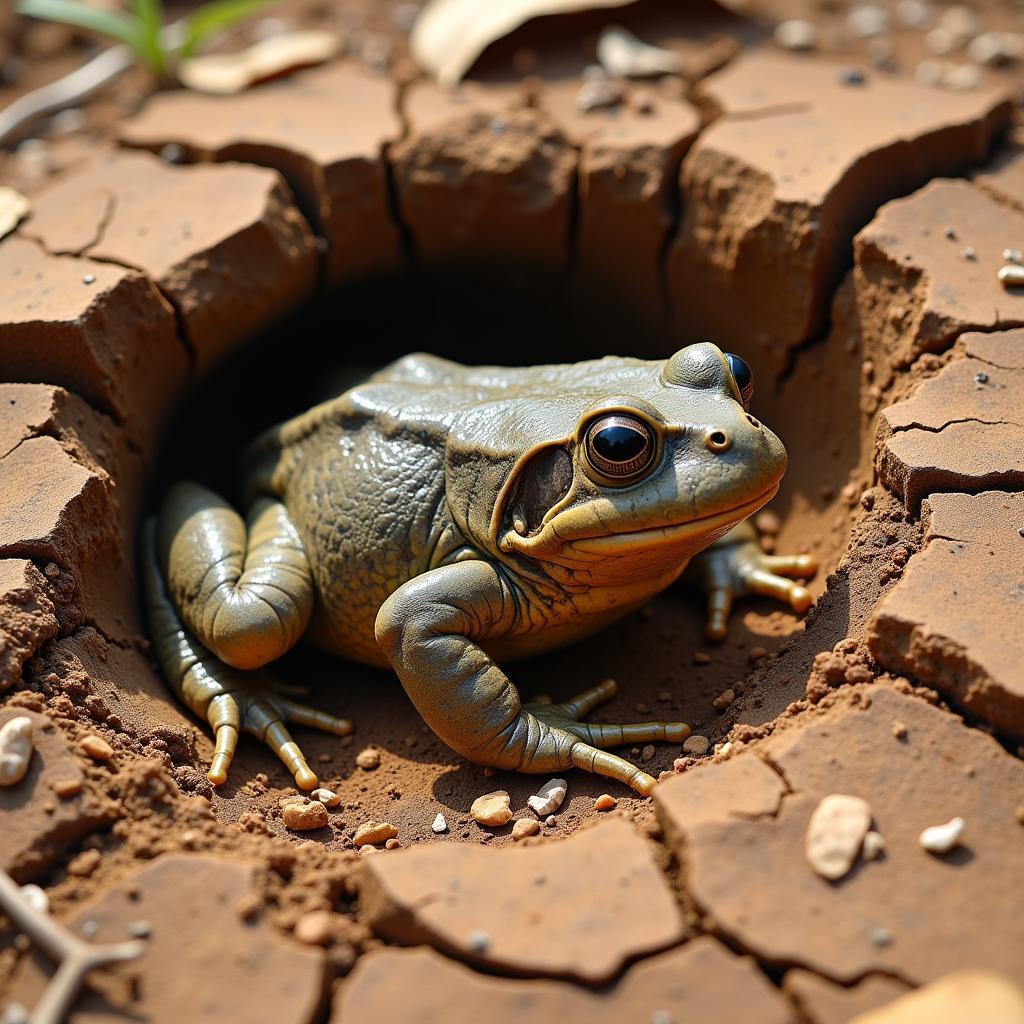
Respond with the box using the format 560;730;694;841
148;269;870;846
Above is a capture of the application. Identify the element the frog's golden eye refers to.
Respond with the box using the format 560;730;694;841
725;352;754;406
585;414;656;481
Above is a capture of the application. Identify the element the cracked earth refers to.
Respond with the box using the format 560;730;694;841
1;0;1023;1021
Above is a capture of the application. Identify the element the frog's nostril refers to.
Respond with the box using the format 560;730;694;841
705;429;732;454
746;414;761;430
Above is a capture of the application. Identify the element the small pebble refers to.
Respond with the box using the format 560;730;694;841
355;747;380;770
998;264;1024;287
160;143;186;164
2;1004;29;1024
471;790;512;827
310;787;341;807
892;721;908;739
594;794;617;812
1003;248;1024;264
946;64;981;91
839;67;866;86
712;688;736;710
527;778;567;817
718;741;733;756
468;930;490;952
974;371;989;386
962;245;977;261
896;0;932;29
596;25;681;78
294;909;337;945
282;800;330;831
0;716;34;787
919;816;965;854
19;884;48;914
805;793;872;880
512;817;541;841
353;820;399;846
862;830;886;860
944;227;957;241
774;19;818;52
641;744;656;763
870;927;894;947
748;646;769;663
682;734;711;756
432;812;448;834
385;838;402;850
545;815;557;828
847;5;889;38
67;848;101;878
128;919;151;938
693;651;711;665
576;73;624;112
969;31;1023;66
82;273;95;285
79;734;114;762
925;27;956;56
938;5;979;47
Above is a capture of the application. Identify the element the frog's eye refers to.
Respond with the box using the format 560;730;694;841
724;353;754;406
585;414;656;481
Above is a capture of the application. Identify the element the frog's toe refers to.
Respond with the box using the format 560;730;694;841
278;697;353;737
574;720;691;747
551;677;618;719
569;743;658;796
743;568;813;613
263;720;320;791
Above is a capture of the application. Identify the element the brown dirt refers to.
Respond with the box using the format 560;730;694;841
2;0;1024;1020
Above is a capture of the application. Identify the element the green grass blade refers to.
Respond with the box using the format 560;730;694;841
129;0;167;74
180;0;273;58
16;0;138;47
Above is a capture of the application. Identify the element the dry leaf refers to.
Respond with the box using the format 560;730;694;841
0;187;30;241
178;30;339;95
411;0;644;87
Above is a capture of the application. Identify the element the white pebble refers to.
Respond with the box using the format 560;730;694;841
0;717;34;787
19;884;48;914
968;31;1023;66
805;794;872;880
919;816;965;853
775;20;818;52
310;787;341;807
862;830;886;860
896;0;932;29
925;28;956;56
1002;248;1024;264
596;25;681;78
527;778;567;817
431;812;448;834
946;63;981;90
847;5;889;38
683;734;711;756
916;58;948;86
999;264;1024;287
938;5;980;46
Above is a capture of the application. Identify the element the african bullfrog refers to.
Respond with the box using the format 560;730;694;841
143;344;815;796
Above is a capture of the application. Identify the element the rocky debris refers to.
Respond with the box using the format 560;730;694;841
431;812;447;834
0;708;116;882
849;181;1024;391
0;239;185;451
594;794;617;811
359;818;684;984
666;53;1011;379
10;854;325;1023
353;821;399;847
67;847;101;877
596;26;682;78
333;939;793;1020
851;971;1024;1023
869;491;1024;735
78;734;114;762
683;734;711;755
784;969;911;1024
310;787;340;807
293;909;342;947
0;715;34;785
282;799;330;831
654;687;1024;984
392;82;576;283
354;747;380;771
121;62;403;286
511;818;540;841
918;816;965;854
805;794;873;881
875;330;1024;509
0;560;57;689
862;831;886;860
470;789;512;827
775;20;819;51
23;150;318;372
527;778;566;817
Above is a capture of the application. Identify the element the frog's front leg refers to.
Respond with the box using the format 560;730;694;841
144;484;352;789
686;521;818;642
375;560;689;795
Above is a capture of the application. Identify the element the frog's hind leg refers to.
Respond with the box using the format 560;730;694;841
144;488;352;790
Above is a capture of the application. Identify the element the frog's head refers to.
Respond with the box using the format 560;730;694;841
449;343;786;590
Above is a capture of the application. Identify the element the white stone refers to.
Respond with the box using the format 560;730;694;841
862;830;886;860
597;25;682;78
310;787;341;807
847;5;889;38
919;816;965;854
968;31;1023;66
431;812;448;834
946;63;982;90
0;716;34;787
805;794;872;880
998;264;1024;287
527;778;567;817
470;790;512;827
774;20;818;52
19;884;48;915
896;0;932;29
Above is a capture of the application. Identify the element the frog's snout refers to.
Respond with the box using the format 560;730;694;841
702;412;765;455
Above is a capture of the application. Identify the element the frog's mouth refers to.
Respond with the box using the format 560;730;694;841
500;483;779;564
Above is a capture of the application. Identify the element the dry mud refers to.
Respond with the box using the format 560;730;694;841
1;1;1024;1021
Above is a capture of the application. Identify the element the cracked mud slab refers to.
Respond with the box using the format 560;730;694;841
869;491;1024;735
655;686;1024;984
119;62;404;287
667;52;1011;379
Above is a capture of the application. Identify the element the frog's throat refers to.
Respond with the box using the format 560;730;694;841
498;484;779;560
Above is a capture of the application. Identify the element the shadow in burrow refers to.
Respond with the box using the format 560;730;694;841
141;265;867;834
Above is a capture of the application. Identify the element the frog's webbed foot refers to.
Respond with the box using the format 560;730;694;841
524;679;690;795
689;522;818;642
203;673;353;789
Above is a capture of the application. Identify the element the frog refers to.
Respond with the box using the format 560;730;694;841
142;343;816;796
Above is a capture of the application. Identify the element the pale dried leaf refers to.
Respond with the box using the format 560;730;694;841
0;187;30;242
178;30;339;95
411;0;643;87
